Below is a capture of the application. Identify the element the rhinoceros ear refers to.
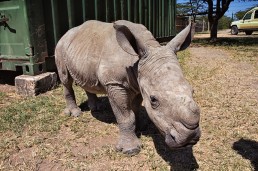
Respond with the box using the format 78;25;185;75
167;22;196;53
114;23;148;58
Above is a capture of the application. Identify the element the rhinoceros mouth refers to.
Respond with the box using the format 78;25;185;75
181;121;199;130
165;127;201;149
147;110;201;149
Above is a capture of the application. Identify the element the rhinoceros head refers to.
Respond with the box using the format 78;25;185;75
114;22;201;149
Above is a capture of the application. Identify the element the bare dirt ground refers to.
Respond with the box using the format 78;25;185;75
0;35;257;170
185;45;258;170
195;29;258;38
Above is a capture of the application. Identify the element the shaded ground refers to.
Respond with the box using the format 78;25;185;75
0;37;258;170
0;71;19;92
0;71;20;109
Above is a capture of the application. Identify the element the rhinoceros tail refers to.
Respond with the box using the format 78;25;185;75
55;43;69;85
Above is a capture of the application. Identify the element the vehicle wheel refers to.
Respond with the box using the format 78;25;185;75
245;31;253;35
231;26;238;35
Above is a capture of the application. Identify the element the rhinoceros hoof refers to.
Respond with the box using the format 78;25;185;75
63;107;82;117
71;108;82;117
116;145;141;156
123;147;141;156
116;140;142;156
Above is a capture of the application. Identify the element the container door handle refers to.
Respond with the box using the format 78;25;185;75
0;15;15;33
0;16;9;25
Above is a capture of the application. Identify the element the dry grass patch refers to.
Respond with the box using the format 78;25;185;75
181;38;258;170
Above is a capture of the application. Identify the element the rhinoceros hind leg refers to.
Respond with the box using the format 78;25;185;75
107;85;141;156
63;78;82;117
86;91;106;112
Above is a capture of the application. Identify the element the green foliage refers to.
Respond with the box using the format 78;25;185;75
218;16;232;30
235;10;247;20
176;3;192;15
235;6;258;20
176;0;207;16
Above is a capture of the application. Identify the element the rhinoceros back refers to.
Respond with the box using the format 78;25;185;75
55;21;113;87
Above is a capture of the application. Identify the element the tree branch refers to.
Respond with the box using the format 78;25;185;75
205;0;214;22
216;0;221;17
218;0;233;18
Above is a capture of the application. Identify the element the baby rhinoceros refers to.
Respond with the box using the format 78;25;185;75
55;20;201;156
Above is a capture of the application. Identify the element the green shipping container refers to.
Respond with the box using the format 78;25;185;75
0;0;176;75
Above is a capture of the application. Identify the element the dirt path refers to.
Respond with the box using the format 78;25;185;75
195;29;258;38
186;46;258;170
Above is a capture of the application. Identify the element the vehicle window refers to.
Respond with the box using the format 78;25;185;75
255;10;258;19
244;13;252;20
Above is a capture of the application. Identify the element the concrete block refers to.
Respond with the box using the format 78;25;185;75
15;72;57;96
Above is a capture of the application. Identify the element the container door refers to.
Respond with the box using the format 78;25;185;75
0;0;30;63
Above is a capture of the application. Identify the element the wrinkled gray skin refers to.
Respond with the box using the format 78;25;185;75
55;20;201;155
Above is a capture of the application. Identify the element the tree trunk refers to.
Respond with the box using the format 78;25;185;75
210;19;218;41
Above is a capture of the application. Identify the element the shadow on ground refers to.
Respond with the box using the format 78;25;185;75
141;116;199;171
0;70;22;85
233;138;258;171
79;96;116;124
80;97;199;170
151;133;198;171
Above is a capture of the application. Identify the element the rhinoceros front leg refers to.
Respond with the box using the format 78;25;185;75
107;85;141;156
63;78;82;117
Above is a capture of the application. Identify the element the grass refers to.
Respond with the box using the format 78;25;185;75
0;85;177;170
0;90;64;135
193;37;258;66
0;37;257;170
181;37;258;170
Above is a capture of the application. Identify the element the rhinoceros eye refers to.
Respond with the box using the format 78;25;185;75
150;95;160;109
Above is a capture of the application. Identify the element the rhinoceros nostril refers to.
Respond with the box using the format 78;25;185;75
189;101;200;115
165;131;177;145
150;95;160;109
170;134;176;141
